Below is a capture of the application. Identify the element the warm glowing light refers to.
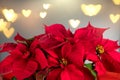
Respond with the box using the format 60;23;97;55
69;19;80;28
2;9;18;22
43;3;51;10
3;27;15;38
110;14;120;23
81;4;102;16
22;9;32;18
112;0;120;5
39;11;47;18
0;19;8;31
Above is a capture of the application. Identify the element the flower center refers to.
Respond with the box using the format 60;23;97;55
60;58;67;66
96;45;104;54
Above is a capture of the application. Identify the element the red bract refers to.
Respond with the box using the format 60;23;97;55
0;43;16;53
46;43;94;80
0;34;48;80
95;61;120;80
74;23;108;42
98;71;120;80
2;72;14;80
35;24;74;49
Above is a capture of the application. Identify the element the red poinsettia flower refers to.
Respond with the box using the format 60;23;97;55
74;23;120;79
46;43;94;80
35;24;74;49
0;34;48;80
74;23;108;59
94;39;120;72
85;38;120;79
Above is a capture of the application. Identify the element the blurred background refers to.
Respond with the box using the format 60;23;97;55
0;0;120;60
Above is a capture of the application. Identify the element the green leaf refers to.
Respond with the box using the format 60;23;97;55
84;63;96;77
85;63;93;69
12;77;17;80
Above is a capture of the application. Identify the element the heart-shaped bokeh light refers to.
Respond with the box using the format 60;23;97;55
39;11;47;18
22;9;32;17
110;14;120;23
81;4;102;16
2;9;18;22
69;19;80;28
43;3;51;10
112;0;120;5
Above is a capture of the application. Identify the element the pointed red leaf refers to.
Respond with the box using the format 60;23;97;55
0;55;14;74
98;71;120;80
12;60;37;80
0;43;16;53
35;48;48;69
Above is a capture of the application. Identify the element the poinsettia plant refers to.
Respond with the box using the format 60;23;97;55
0;23;120;80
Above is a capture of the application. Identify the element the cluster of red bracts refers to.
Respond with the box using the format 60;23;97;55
0;23;120;80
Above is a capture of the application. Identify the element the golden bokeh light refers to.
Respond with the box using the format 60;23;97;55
2;9;18;22
22;9;32;18
69;19;80;28
110;14;120;23
39;11;47;18
81;4;102;16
